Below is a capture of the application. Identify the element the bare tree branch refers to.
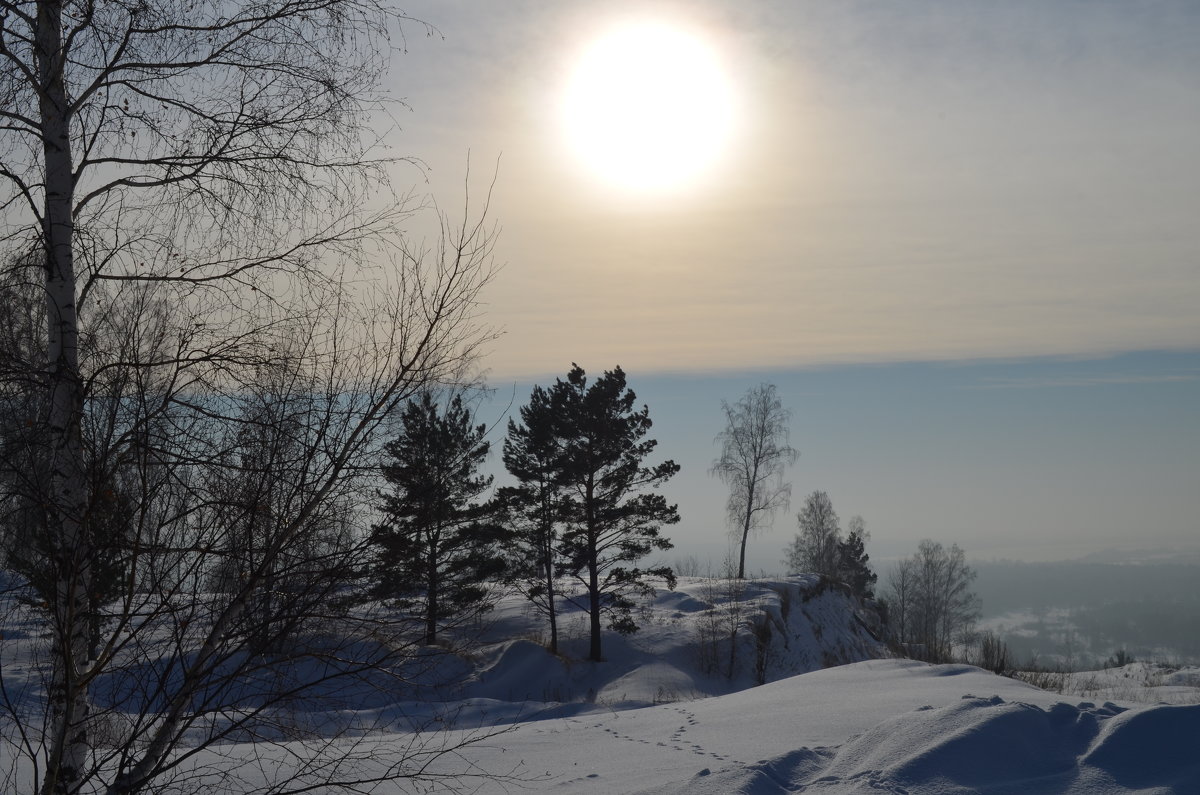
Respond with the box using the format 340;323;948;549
0;2;505;793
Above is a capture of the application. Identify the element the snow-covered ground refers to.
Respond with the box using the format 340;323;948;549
1017;660;1200;707
453;659;1199;794
3;576;1198;793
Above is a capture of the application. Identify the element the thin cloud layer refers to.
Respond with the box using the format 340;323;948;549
392;0;1200;378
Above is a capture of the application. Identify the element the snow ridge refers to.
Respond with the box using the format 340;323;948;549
630;696;1200;794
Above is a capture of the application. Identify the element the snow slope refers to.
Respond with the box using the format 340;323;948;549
4;576;1198;793
281;577;1200;793
425;659;1196;794
356;575;1200;793
457;575;888;707
1024;661;1200;707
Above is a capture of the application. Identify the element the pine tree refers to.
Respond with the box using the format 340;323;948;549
552;365;679;662
372;393;504;645
3;473;134;659
836;516;878;599
498;384;567;654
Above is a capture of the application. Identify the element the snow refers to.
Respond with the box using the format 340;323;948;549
420;659;1199;794
3;576;1199;793
1054;662;1200;706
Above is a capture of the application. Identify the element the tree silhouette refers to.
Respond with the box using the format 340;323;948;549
532;365;679;662
372;393;504;646
885;540;979;662
785;490;841;577
0;3;497;791
711;383;798;578
836;516;878;599
499;384;569;654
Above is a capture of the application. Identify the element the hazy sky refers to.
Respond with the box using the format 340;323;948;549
381;1;1199;568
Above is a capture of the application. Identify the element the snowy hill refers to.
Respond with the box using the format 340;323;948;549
467;659;1199;794
457;575;888;708
3;575;1198;793
418;575;1200;793
157;658;1198;794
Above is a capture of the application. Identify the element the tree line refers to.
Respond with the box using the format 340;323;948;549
370;364;678;662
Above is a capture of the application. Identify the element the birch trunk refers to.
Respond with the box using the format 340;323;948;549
35;2;93;793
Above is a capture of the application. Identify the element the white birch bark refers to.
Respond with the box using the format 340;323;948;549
34;2;93;792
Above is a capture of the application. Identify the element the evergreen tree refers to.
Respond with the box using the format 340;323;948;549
498;384;567;654
372;393;504;645
836;516;878;599
552;365;679;662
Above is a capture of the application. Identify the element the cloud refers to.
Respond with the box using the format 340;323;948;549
392;1;1200;378
970;372;1200;390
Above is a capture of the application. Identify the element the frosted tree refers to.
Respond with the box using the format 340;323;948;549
885;540;980;661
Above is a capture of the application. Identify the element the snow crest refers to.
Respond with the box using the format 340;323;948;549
632;696;1200;794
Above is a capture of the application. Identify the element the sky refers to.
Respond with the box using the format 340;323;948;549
378;1;1199;569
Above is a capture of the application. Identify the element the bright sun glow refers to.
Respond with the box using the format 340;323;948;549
562;22;735;194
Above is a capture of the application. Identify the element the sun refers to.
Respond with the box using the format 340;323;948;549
561;22;735;194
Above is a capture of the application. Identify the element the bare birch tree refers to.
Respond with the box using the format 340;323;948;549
884;556;916;647
710;384;798;579
885;540;980;662
784;490;841;577
0;2;501;793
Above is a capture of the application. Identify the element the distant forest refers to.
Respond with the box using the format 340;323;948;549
974;560;1200;665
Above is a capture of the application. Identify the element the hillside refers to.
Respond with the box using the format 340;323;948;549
418;576;1199;793
3;575;1198;793
458;574;888;708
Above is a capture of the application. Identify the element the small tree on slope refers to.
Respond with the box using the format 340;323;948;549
885;540;979;662
836;515;878;599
